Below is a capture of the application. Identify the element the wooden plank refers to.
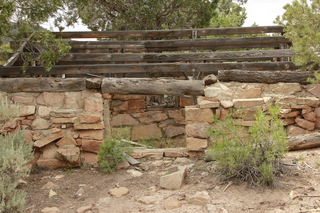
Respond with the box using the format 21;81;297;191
58;49;296;63
0;62;300;77
0;78;86;92
101;78;204;95
217;70;315;84
68;36;290;52
53;26;284;39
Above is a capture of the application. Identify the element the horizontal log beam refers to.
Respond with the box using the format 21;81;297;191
68;36;290;52
218;70;315;84
58;49;296;63
0;78;86;92
53;26;284;39
288;133;320;150
101;78;204;95
0;62;299;77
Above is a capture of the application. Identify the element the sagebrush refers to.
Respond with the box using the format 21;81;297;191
98;128;132;173
208;105;288;187
0;96;33;212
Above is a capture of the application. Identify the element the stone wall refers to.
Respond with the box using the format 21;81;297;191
2;81;320;169
185;82;320;154
0;91;192;169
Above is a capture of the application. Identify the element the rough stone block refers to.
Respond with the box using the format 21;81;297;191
37;158;79;169
138;112;168;124
40;143;58;159
51;117;77;124
220;100;233;108
279;96;320;108
186;137;208;151
168;110;184;119
308;85;320;98
34;131;65;148
237;87;262;98
130;148;164;159
38;106;52;119
186;123;210;138
32;118;51;130
271;83;302;95
164;148;188;158
56;145;80;163
185;107;214;123
50;109;77;118
80;113;102;124
233;98;264;108
111;114;139;127
204;84;233;99
84;99;103;112
165;125;185;138
128;99;146;109
287;125;307;136
56;135;77;147
303;111;316;122
295;117;315;131
131;124;162;141
81;139;103;153
199;100;220;109
74;122;104;130
81;152;98;165
12;95;34;104
79;130;104;140
160;168;187;190
37;92;64;107
113;101;129;112
19;105;35;117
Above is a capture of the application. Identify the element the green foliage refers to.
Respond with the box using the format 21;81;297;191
21;31;71;72
275;0;320;81
98;130;132;173
210;0;247;28
0;97;33;212
207;105;288;188
67;0;218;31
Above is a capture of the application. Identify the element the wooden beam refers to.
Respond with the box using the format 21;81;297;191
288;133;320;150
53;26;284;39
58;49;296;63
101;78;204;95
0;78;86;92
217;70;315;84
0;62;299;77
68;36;290;52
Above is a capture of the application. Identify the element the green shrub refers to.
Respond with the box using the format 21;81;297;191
97;130;132;173
0;97;33;212
207;105;288;188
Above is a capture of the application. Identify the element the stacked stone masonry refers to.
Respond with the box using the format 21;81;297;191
2;82;320;169
186;82;320;154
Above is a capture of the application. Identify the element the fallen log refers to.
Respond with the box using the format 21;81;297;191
101;78;204;95
218;70;315;84
288;133;320;150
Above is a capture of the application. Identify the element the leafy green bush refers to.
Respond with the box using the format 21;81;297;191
98;130;132;173
207;105;288;187
0;97;33;212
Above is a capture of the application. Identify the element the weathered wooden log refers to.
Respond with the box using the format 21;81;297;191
218;70;315;84
0;78;86;92
68;36;290;52
101;78;204;95
58;49;296;63
53;26;284;39
288;133;320;150
0;62;299;77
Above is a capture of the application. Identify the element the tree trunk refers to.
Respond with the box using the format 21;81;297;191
288;133;320;150
101;78;204;95
218;70;315;84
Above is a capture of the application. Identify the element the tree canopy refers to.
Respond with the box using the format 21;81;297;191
0;0;248;70
276;0;320;72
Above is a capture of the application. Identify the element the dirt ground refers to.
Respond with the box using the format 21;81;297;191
23;148;320;213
